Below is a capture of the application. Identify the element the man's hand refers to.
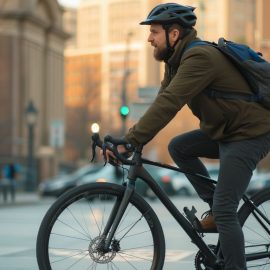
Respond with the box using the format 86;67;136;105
103;145;127;163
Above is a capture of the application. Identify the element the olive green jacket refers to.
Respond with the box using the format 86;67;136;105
125;29;270;146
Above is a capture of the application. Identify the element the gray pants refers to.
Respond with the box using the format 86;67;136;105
168;129;270;270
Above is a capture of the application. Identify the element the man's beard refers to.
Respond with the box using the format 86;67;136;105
153;46;169;61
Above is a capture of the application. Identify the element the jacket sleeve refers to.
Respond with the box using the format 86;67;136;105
125;48;217;146
158;65;170;94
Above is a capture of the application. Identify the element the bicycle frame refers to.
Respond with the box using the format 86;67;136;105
241;194;270;262
102;150;218;267
97;144;270;268
129;162;217;264
36;133;270;270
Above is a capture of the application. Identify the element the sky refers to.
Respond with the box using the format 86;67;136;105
58;0;81;8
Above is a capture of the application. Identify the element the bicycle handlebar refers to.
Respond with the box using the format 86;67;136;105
91;133;136;165
91;133;217;183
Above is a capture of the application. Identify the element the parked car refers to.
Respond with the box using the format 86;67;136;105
170;163;219;197
74;163;220;199
134;165;179;198
38;164;103;197
152;167;179;196
77;164;156;198
77;165;124;184
246;171;270;195
138;164;202;198
77;163;185;199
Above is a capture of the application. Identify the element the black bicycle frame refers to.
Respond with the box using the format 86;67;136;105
102;160;218;266
101;152;270;266
130;162;217;264
91;134;270;267
241;195;270;262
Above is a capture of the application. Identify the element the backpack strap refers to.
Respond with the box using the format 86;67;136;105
185;40;214;51
204;88;261;103
185;39;262;104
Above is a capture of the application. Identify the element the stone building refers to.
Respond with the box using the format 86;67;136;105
63;0;266;164
0;0;68;182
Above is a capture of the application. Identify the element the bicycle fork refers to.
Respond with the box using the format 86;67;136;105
101;180;135;251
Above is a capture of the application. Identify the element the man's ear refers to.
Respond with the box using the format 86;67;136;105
169;28;181;44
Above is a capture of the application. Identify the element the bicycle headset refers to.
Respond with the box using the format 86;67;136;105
140;3;197;60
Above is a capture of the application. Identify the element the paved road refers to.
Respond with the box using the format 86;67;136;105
0;193;219;270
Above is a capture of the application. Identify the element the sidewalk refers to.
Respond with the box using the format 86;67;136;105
0;191;41;207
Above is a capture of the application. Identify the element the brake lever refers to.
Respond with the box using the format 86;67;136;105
90;140;97;162
91;133;135;166
102;143;108;165
90;133;103;163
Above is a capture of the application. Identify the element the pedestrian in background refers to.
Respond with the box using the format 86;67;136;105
2;163;17;202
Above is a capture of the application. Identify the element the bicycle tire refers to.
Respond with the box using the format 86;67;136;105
238;188;270;269
36;182;165;270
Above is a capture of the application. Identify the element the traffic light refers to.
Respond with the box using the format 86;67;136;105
120;105;129;118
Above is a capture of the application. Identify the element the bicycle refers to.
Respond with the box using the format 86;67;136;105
36;133;270;270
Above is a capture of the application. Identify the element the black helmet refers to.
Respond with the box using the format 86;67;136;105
140;3;197;28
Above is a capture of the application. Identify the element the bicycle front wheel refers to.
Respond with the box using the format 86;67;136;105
36;182;165;270
238;188;270;269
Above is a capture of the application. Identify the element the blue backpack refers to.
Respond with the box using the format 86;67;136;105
186;38;270;109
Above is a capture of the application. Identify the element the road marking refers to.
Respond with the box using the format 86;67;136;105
0;247;31;256
50;248;194;262
165;250;194;262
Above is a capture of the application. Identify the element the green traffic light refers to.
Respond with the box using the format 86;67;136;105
120;106;129;116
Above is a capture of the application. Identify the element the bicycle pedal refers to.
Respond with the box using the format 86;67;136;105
184;206;218;233
183;206;199;224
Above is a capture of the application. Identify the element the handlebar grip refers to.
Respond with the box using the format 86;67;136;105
104;135;135;165
92;133;102;147
104;135;127;146
91;133;135;165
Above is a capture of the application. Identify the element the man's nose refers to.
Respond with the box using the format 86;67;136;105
147;34;153;43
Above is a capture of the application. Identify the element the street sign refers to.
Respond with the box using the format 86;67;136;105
50;119;65;148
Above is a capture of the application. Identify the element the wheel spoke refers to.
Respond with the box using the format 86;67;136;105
36;183;165;269
238;190;270;269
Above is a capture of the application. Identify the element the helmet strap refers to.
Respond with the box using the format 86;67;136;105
163;25;175;61
163;25;191;61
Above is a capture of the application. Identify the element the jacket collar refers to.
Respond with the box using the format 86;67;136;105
166;29;199;69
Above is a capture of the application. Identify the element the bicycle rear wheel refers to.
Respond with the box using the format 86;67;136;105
36;182;165;270
238;188;270;269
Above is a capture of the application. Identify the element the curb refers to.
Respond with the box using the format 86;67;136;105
0;192;40;208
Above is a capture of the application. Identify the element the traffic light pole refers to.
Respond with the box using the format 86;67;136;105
120;70;130;135
120;32;132;136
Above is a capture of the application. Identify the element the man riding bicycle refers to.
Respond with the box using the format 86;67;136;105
106;3;270;270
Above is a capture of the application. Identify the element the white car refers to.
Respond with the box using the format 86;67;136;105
170;164;270;197
171;163;219;197
77;164;151;197
246;171;270;195
77;165;124;185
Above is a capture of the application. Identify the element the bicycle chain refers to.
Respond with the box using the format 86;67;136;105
194;245;218;270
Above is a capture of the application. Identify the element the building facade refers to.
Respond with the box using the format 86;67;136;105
64;0;161;161
63;0;270;164
255;0;270;60
0;0;68;179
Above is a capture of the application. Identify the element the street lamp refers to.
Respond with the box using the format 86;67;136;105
91;122;100;134
25;101;38;191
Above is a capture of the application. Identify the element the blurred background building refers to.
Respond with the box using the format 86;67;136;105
63;0;270;166
0;0;68;189
0;0;269;190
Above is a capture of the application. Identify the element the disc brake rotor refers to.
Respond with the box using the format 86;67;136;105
88;236;117;264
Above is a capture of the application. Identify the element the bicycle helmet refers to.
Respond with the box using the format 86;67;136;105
140;3;197;28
